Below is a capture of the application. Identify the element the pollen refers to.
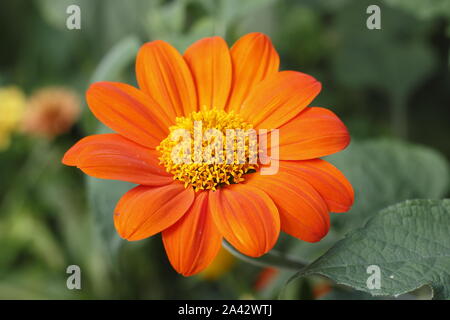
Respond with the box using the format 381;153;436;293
157;108;258;191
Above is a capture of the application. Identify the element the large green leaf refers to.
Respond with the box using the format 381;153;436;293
291;199;450;299
326;139;449;233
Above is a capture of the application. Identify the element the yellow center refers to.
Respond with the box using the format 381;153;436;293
157;109;258;191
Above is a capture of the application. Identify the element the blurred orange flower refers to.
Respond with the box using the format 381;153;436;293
199;247;236;280
312;281;332;299
63;33;353;276
254;267;279;292
21;87;80;139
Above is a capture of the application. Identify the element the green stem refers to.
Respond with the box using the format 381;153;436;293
222;240;307;271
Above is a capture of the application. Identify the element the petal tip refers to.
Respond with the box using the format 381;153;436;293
61;146;79;166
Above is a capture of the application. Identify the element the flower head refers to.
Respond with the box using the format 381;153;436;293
0;86;26;150
21;87;80;139
63;33;354;276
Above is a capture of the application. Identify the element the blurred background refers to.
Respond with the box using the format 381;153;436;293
0;0;449;299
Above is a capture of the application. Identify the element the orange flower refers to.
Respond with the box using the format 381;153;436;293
254;268;279;292
62;33;354;276
22;87;80;139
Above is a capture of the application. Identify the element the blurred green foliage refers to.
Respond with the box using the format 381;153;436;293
0;0;448;299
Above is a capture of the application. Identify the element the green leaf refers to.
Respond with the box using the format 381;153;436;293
384;0;450;20
86;177;133;257
219;0;276;36
219;0;276;28
290;199;450;299
145;0;186;37
326;139;449;233
89;35;140;84
332;0;435;95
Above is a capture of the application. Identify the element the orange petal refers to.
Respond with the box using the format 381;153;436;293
136;40;197;117
273;107;350;160
280;159;354;213
62;134;172;186
240;71;321;129
162;192;222;276
226;32;279;113
245;168;330;242
86;82;171;148
209;184;280;257
114;183;194;241
184;36;232;111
